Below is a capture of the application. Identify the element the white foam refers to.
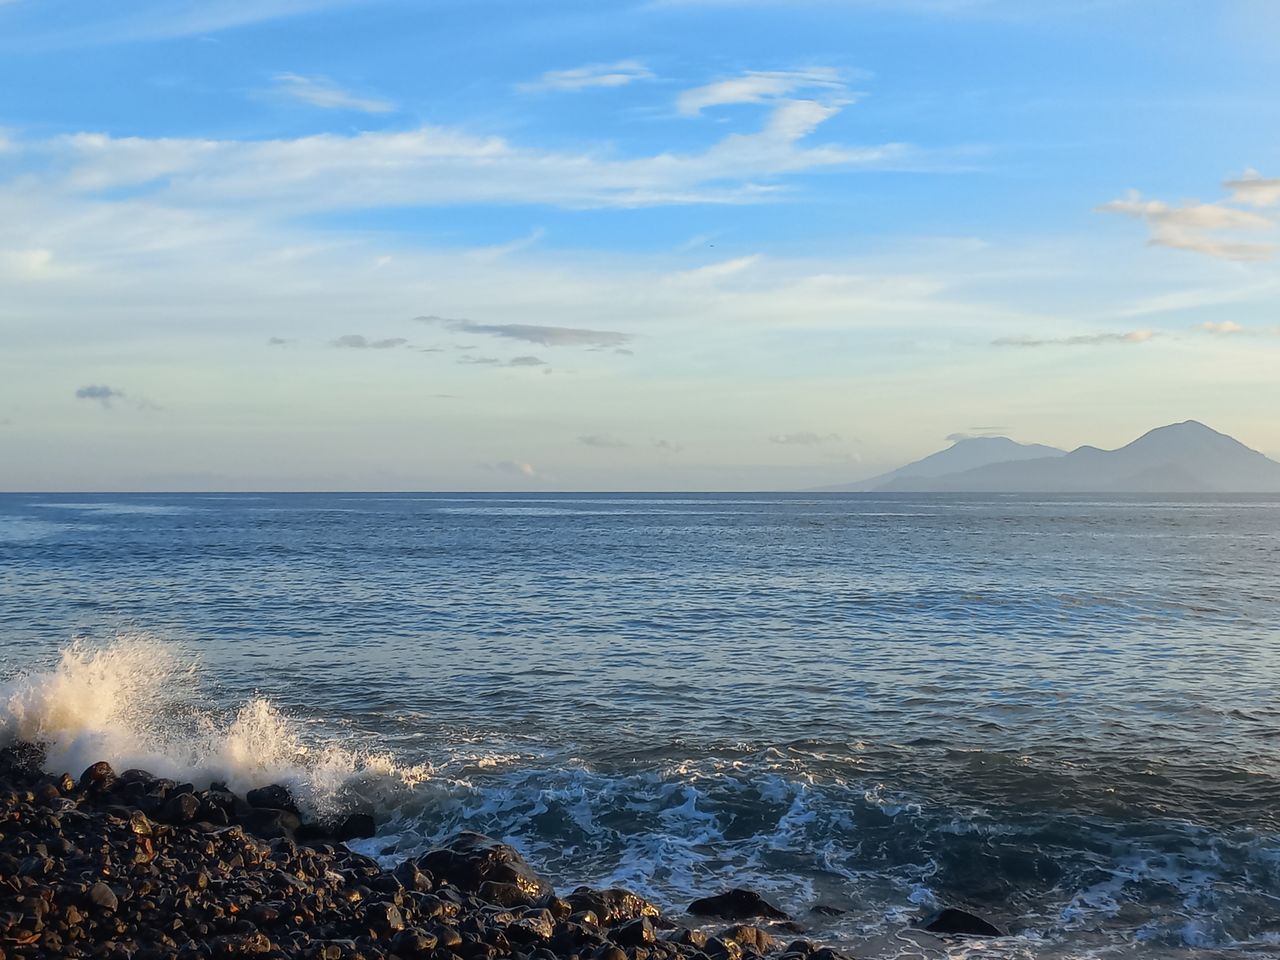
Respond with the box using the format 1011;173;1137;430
0;637;425;820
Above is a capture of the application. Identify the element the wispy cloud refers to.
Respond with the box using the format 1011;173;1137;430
579;434;629;448
1198;320;1280;337
508;355;546;367
1225;170;1280;208
993;330;1157;347
38;90;905;211
769;431;840;445
653;438;684;453
677;67;848;116
271;73;395;113
417;316;632;348
487;459;537;478
331;334;408;349
519;60;654;93
267;336;290;346
74;384;159;410
75;384;125;407
1100;176;1278;261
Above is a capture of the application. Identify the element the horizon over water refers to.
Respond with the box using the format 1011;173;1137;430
1;492;1279;959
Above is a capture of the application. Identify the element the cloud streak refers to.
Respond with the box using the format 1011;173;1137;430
271;73;395;113
993;330;1157;347
332;334;408;349
417;316;632;348
677;67;848;115
769;431;840;445
520;60;654;92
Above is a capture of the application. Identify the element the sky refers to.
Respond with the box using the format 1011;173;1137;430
1;0;1278;491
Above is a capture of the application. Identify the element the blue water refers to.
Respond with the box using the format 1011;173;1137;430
2;493;1279;958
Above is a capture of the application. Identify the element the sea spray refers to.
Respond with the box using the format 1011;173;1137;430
0;636;426;820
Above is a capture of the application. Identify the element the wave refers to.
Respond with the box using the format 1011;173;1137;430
0;637;424;822
4;638;1280;956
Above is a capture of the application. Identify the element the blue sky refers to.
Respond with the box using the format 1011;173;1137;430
1;0;1278;490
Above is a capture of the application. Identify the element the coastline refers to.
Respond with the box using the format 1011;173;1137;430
0;741;993;960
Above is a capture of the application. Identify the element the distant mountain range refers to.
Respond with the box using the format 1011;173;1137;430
819;421;1280;493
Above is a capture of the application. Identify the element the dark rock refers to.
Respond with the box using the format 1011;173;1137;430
245;784;298;813
611;917;657;947
688;889;790;922
239;807;302;841
79;761;117;793
417;833;553;901
367;901;405;934
918;907;1005;937
392;928;438;956
719;925;780;955
334;812;376;842
160;792;201;824
567;887;662;925
88;882;119;912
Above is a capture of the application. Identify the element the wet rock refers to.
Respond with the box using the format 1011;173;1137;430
240;807;302;841
161;792;202;824
246;784;298;813
719;925;780;955
611;916;657;947
88;881;119;912
567;887;662;925
79;760;117;793
418;833;553;901
918;907;1005;937
0;741;45;778
334;812;376;842
688;889;790;922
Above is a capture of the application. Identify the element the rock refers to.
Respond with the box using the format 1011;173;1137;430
88;881;119;912
719;925;780;955
611;916;657;947
159;791;201;825
334;812;376;842
688;889;790;922
367;901;405;934
392;928;438;956
79;761;117;793
239;807;302;841
245;784;298;812
417;832;553;901
567;887;662;925
918;907;1005;937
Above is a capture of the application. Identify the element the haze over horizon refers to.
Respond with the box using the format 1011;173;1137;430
3;0;1280;491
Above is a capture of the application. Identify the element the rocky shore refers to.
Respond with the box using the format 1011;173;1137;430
0;742;1000;960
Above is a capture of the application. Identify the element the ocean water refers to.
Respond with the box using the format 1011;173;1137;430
1;492;1279;958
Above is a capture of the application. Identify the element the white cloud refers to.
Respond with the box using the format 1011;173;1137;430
1199;320;1243;335
769;431;840;445
1100;185;1277;261
35;102;901;212
490;460;537;478
993;330;1157;347
271;73;395;113
1224;170;1280;208
677;67;848;116
331;334;408;349
519;60;654;93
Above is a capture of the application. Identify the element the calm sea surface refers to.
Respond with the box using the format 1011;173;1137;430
1;493;1278;958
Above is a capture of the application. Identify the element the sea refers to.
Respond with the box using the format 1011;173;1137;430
1;492;1278;958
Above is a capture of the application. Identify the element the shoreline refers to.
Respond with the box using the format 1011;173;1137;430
0;741;997;960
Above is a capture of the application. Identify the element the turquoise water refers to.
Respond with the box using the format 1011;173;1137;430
1;493;1278;957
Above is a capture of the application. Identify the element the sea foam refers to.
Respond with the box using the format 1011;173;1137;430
0;637;423;821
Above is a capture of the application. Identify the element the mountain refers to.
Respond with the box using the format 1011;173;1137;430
878;421;1280;493
817;436;1065;492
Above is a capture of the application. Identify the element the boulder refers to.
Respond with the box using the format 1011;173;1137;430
688;889;790;922
918;907;1005;937
417;832;553;901
567;886;662;925
720;925;781;955
246;784;298;812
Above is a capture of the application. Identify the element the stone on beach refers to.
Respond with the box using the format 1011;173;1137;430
688;888;791;921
